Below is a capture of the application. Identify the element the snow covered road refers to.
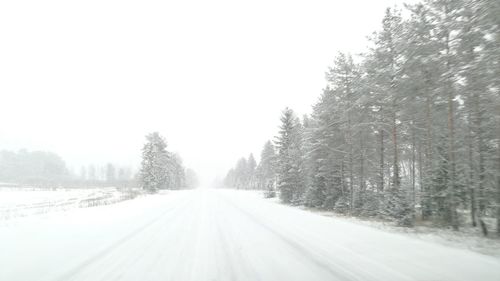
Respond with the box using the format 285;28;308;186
1;189;499;281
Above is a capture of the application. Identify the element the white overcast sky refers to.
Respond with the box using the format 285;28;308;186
0;0;413;184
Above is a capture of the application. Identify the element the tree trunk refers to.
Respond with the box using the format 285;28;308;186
444;15;458;230
411;121;416;205
418;139;424;219
379;129;385;192
348;109;354;212
341;158;345;196
423;92;433;220
392;99;400;190
447;88;458;231
497;125;500;237
473;92;486;214
360;136;366;192
467;112;477;227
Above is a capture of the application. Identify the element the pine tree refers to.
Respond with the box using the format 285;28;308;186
247;153;257;189
168;153;186;189
185;168;199;189
370;7;407;192
235;157;248;189
106;163;116;183
223;0;500;233
326;52;361;212
256;141;277;195
305;88;343;209
275;108;303;204
140;132;170;192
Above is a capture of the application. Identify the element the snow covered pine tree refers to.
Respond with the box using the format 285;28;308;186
140;132;170;192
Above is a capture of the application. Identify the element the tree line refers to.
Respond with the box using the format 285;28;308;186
78;163;134;185
0;149;135;187
0;149;68;185
0;132;200;191
225;0;500;235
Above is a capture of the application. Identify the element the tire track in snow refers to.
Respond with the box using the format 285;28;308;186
212;194;262;281
211;196;239;281
94;203;197;281
213;220;239;281
53;195;192;281
227;194;459;281
218;194;361;281
143;196;204;281
235;199;414;281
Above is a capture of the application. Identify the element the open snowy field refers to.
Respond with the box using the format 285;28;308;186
0;187;139;221
1;188;499;281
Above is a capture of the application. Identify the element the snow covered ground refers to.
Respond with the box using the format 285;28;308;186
1;188;499;281
307;208;500;258
0;187;139;221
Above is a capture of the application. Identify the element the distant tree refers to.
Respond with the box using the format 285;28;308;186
0;150;68;184
80;166;87;181
225;152;270;190
140;132;170;192
247;153;257;189
117;168;126;181
185;168;199;189
106;163;116;183
88;165;97;182
234;157;248;189
256;140;277;192
224;168;236;188
168;153;186;189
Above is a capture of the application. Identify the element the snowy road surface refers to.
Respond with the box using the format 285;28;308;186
1;189;499;281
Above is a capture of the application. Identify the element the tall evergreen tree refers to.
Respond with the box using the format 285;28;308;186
223;0;500;233
140;132;170;192
256;141;277;193
275;108;304;204
247;153;257;189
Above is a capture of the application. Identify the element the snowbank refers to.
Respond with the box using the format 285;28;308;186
0;187;141;221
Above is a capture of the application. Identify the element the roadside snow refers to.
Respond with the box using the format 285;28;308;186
0;187;140;221
1;189;499;281
312;211;500;258
258;191;500;258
